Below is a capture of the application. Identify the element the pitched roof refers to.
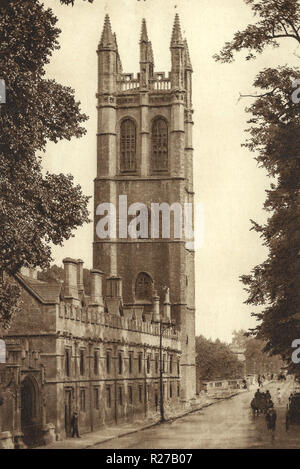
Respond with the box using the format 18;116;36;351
16;274;62;305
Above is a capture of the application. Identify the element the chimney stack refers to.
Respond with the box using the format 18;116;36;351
63;258;79;300
77;259;84;293
90;269;104;306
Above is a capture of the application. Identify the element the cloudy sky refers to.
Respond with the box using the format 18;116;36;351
42;0;298;342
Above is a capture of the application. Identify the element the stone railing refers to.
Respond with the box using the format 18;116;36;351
202;379;246;396
58;304;179;342
117;73;139;92
150;72;171;91
150;78;171;91
117;72;172;92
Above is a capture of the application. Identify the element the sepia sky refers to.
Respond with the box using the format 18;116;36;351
42;0;298;342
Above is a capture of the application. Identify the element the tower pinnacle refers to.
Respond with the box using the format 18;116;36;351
170;13;184;47
148;41;154;66
99;14;115;50
114;32;123;74
139;18;153;64
140;18;149;43
184;39;193;71
139;18;154;87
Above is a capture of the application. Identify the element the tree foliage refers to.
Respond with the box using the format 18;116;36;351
0;280;22;330
59;0;94;5
214;0;300;63
196;335;244;382
0;0;91;327
231;330;283;374
37;265;64;283
38;264;91;294
215;0;300;370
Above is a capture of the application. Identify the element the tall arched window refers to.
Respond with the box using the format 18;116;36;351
120;119;136;172
152;118;168;172
135;272;153;301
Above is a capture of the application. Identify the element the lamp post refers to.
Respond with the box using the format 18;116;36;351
152;318;175;422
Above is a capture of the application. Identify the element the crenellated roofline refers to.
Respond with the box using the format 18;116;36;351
98;14;192;93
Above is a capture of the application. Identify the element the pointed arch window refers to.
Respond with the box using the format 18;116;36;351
120;119;136;172
152;118;168;172
135;272;153;301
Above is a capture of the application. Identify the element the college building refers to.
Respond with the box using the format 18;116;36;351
0;13;196;447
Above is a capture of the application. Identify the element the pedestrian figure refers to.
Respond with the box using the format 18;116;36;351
252;389;263;416
254;388;261;403
265;390;273;411
71;410;81;438
265;405;277;441
277;387;282;404
258;375;262;387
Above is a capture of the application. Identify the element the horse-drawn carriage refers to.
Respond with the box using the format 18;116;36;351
250;392;273;416
286;392;300;430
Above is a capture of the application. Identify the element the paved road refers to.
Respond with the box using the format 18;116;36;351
92;381;300;449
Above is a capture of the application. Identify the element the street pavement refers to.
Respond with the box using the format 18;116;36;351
91;380;300;449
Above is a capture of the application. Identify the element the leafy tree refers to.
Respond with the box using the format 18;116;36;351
231;329;249;349
37;264;91;294
231;329;283;375
0;282;22;331
214;0;300;63
37;265;64;284
0;0;92;328
61;0;93;4
59;0;93;5
196;335;244;383
215;0;300;371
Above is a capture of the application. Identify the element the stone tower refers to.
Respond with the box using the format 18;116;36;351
94;14;196;400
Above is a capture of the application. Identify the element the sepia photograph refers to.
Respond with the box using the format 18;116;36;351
0;0;300;454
